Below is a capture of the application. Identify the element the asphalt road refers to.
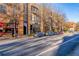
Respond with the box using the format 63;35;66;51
36;32;79;56
0;32;78;56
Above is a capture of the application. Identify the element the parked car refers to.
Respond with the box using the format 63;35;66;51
46;31;55;36
34;32;45;37
58;31;64;34
54;32;59;35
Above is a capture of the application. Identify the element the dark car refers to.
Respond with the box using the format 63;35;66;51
34;32;45;37
46;31;55;36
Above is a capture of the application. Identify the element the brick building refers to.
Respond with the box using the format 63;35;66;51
0;3;65;37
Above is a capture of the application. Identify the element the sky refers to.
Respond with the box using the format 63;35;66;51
49;3;79;23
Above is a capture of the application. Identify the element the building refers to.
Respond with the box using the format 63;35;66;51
64;22;76;32
27;3;43;35
0;3;65;37
75;22;79;31
0;4;24;36
0;3;44;36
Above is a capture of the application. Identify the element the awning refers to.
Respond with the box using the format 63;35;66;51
0;22;4;27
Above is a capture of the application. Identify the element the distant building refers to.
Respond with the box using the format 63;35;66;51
75;22;79;31
65;22;76;32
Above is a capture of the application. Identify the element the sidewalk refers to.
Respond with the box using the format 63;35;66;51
0;35;34;45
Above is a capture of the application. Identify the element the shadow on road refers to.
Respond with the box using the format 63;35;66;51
55;34;79;56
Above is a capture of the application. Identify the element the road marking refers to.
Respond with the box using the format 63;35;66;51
36;35;79;56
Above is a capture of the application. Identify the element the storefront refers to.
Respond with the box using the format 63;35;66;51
0;22;5;36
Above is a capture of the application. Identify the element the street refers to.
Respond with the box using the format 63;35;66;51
0;32;78;56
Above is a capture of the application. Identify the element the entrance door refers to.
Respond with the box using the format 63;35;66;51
24;26;26;35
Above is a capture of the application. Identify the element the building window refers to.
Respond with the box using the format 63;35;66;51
31;13;40;33
31;14;35;24
31;14;40;24
31;6;38;13
0;5;6;14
